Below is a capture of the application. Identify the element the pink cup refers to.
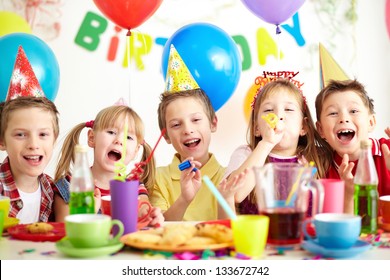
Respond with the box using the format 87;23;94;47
379;195;390;223
318;179;345;213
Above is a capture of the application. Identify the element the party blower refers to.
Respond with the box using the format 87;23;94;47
109;124;166;235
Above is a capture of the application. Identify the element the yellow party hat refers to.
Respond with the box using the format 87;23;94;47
165;44;199;92
319;43;349;89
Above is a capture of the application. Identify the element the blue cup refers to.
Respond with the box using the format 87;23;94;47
303;213;361;249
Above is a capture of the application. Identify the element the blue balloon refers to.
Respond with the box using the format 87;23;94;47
0;33;60;101
162;23;241;111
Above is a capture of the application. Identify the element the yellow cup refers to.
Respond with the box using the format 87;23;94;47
232;215;269;258
0;195;10;218
0;196;10;236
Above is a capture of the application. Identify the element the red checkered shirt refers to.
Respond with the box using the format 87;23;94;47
0;157;57;222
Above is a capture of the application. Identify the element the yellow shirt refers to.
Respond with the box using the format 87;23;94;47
151;153;225;221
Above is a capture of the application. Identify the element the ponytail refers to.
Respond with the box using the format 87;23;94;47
54;122;89;182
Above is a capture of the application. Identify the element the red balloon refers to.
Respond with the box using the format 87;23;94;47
93;0;163;31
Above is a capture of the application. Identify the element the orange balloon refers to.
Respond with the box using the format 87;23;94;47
243;83;260;122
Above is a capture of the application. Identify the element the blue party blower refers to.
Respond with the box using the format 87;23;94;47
178;160;198;172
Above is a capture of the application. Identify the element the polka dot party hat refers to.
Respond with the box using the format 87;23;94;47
164;44;199;92
6;45;45;101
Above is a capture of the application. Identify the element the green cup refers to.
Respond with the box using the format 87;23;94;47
65;214;124;248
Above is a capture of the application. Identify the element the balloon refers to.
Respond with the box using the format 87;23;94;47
241;0;306;25
243;83;259;122
0;33;60;101
0;12;32;36
93;0;163;31
162;23;242;111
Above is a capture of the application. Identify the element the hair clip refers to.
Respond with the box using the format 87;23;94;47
85;120;94;128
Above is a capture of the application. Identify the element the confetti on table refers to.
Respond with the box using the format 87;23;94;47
230;251;251;259
201;249;215;259
18;249;36;255
174;252;200;260
41;251;56;256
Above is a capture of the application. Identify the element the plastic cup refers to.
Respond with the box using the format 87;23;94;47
231;215;269;258
318;179;345;213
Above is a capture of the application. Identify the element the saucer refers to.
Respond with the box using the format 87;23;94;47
301;240;371;259
378;217;390;232
3;217;19;230
56;237;124;258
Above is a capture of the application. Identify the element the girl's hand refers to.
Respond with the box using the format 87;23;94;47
148;207;165;227
180;157;202;203
261;118;285;147
93;187;101;213
219;168;249;201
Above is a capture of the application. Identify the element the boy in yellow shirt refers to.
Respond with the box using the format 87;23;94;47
151;45;242;221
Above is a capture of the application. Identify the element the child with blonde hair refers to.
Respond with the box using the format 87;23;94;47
54;104;164;225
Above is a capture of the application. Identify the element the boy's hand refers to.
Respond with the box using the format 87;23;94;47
338;154;354;186
180;158;202;203
338;154;355;213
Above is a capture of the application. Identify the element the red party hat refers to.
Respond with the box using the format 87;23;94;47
6;46;45;101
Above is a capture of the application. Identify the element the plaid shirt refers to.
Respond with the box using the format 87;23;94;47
0;157;57;222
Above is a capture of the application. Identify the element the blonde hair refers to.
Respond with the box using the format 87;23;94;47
54;105;156;192
0;96;59;142
247;79;333;203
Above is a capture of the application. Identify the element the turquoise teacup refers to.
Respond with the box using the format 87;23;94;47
303;213;361;249
65;214;124;248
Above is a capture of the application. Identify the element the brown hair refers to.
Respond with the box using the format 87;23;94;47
157;88;216;138
54;105;156;192
247;79;333;203
315;79;375;121
0;96;60;142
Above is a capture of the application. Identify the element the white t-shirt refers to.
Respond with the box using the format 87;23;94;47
16;184;41;224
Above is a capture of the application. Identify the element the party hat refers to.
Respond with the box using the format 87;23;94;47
164;44;199;92
114;97;128;106
6;46;45;101
319;43;349;89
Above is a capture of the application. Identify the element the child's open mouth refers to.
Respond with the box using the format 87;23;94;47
184;139;200;148
24;155;43;162
108;150;122;161
337;129;355;142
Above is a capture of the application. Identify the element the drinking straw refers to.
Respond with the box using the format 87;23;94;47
202;176;237;220
127;128;166;181
113;121;128;182
285;162;315;206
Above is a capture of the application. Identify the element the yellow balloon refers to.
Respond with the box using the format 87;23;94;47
0;11;32;37
243;83;260;122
